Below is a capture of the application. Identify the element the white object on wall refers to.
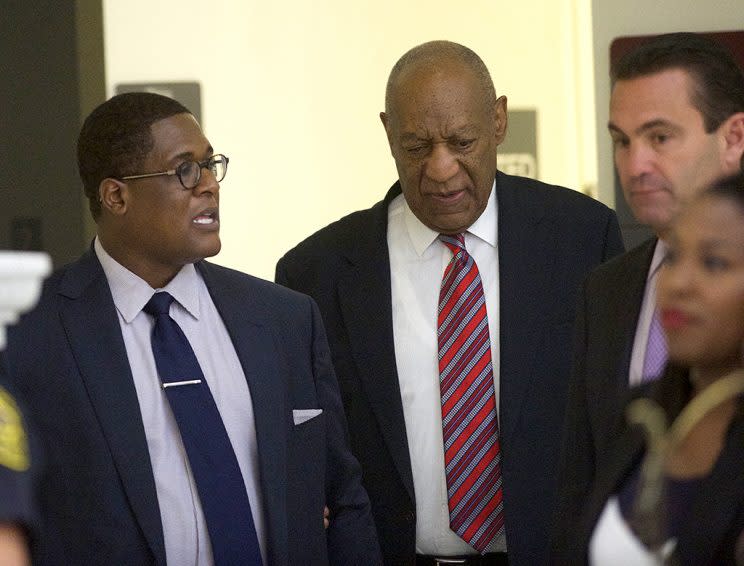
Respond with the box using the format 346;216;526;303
0;251;51;350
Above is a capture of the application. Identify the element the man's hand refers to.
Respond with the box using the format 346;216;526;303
324;505;330;529
0;523;30;566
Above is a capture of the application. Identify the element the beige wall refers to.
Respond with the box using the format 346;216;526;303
104;0;597;279
591;0;744;208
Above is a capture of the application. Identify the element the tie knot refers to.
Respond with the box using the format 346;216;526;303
439;233;466;254
143;292;175;316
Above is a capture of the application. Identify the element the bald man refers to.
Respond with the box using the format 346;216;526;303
276;41;624;565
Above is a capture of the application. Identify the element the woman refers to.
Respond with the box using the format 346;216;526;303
568;172;744;565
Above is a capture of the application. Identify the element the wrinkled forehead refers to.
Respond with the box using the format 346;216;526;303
388;63;490;125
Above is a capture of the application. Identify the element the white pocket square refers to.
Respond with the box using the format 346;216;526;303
293;408;323;425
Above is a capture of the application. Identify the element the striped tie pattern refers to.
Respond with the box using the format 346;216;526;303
438;233;504;553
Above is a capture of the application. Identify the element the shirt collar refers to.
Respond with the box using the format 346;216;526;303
403;179;498;256
648;239;668;280
94;237;201;323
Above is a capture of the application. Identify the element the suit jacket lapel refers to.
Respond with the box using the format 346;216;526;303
587;239;657;444
198;262;288;564
337;184;415;501
496;172;556;441
609;239;657;385
58;250;166;565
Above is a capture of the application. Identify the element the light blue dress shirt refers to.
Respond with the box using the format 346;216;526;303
95;238;266;565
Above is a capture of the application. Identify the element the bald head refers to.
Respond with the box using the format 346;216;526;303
384;40;498;119
379;41;507;234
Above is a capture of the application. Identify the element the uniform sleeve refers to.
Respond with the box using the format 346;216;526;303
0;369;38;542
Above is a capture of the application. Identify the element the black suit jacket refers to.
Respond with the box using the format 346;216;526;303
551;238;656;556
559;368;744;565
5;249;381;565
275;171;624;565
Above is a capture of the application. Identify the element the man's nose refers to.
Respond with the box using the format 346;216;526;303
424;144;459;183
621;142;655;179
195;166;220;195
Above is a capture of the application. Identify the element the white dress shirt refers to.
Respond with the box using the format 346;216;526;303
388;182;506;554
95;238;266;566
629;240;667;386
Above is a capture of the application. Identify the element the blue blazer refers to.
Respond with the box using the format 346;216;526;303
275;171;625;565
6;248;381;565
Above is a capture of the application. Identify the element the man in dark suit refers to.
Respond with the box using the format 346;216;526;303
276;40;624;565
5;92;380;565
552;32;744;558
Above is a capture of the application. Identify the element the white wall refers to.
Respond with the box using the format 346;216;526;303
591;0;744;207
104;0;596;279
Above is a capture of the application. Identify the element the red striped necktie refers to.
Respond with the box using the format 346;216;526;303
438;233;505;553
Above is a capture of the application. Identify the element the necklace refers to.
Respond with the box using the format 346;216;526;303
625;369;744;559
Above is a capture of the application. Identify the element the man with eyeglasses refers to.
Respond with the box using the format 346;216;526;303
4;92;380;565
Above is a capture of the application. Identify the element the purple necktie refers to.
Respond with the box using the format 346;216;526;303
642;308;667;382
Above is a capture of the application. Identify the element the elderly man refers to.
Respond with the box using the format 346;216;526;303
277;40;623;565
6;92;380;565
552;32;744;559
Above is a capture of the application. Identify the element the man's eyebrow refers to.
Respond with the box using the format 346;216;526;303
400;133;428;143
607;119;677;136
169;145;215;163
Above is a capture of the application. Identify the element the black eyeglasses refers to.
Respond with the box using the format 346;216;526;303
120;154;229;190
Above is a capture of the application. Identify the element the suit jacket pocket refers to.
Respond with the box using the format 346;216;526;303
293;408;323;426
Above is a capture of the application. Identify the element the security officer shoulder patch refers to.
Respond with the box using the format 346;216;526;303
0;386;30;471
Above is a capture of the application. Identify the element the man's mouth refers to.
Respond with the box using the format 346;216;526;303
628;176;668;195
431;189;466;203
193;209;219;225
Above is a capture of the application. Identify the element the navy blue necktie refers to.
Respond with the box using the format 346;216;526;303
143;292;262;566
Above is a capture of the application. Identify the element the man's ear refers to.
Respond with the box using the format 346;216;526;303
721;112;744;172
494;95;508;145
98;178;128;216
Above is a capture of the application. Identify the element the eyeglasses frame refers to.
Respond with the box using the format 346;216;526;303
118;154;229;190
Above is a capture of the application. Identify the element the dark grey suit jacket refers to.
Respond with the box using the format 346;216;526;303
5;249;381;565
276;171;624;565
551;238;656;558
